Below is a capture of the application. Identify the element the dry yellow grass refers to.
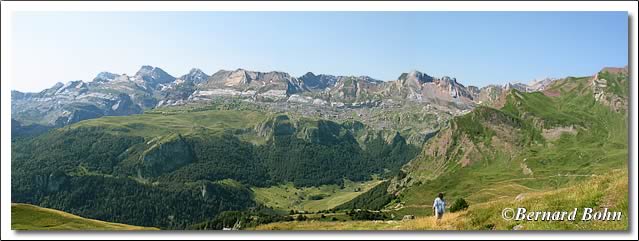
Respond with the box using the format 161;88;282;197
251;212;463;231
252;169;628;231
398;212;464;230
12;203;159;230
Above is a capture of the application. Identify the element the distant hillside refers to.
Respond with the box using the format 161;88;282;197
11;203;158;230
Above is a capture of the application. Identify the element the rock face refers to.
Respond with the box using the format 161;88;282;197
255;115;296;138
329;76;384;102
200;69;307;97
141;134;194;176
388;106;524;194
11;76;148;126
528;77;557;92
12;65;623;128
47;171;68;192
469;79;558;109
504;82;530;92
134;65;176;89
31;171;68;193
474;85;506;107
180;68;209;85
389;70;475;108
591;66;628;112
12;66;473;127
299;72;338;91
12;65;196;126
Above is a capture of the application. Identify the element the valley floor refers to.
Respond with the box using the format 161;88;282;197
252;179;383;212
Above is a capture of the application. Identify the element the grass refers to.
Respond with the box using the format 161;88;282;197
69;109;266;138
252;179;383;212
11;203;159;230
252;169;628;230
452;169;628;230
399;74;628;213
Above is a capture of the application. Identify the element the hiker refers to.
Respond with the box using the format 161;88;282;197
433;192;446;221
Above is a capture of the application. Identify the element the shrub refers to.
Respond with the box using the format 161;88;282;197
449;198;469;212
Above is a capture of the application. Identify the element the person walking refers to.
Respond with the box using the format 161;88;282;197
433;192;446;223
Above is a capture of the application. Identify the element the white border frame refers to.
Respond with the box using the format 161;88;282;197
1;1;637;240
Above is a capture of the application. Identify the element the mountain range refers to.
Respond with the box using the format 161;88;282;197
10;63;628;231
11;65;562;128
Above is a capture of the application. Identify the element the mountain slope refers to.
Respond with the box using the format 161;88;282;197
390;68;627;213
192;69;307;101
10;67;482;128
389;70;475;104
10;66;167;126
251;68;628;231
11;203;158;230
252;168;627;230
10;65;628;231
11;102;420;228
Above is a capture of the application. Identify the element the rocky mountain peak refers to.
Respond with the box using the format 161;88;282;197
134;65;176;87
399;70;434;85
504;82;529;92
440;76;457;85
51;82;65;90
55;80;87;95
302;72;316;78
137;65;154;73
299;72;339;91
180;68;209;84
527;77;556;91
93;72;120;83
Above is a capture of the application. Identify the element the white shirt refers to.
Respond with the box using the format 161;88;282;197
433;197;445;214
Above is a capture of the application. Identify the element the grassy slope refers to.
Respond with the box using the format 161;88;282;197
71;109;266;139
11;203;159;230
253;169;627;230
398;73;627;213
254;70;629;230
252;179;383;212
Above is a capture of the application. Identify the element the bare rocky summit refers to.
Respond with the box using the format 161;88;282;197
10;65;589;128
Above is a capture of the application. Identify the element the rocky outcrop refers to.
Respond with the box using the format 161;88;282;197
527;78;557;92
12;65;625;129
255;114;296;138
199;69;307;97
140;133;194;176
591;67;628;112
388;106;523;194
389;70;475;107
328;75;384;102
11;68;157;126
299;72;338;91
180;68;209;85
134;65;176;89
474;85;507;108
32;171;68;193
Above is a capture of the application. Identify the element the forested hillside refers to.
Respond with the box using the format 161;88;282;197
11;108;419;228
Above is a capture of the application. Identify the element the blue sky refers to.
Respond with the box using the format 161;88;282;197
12;11;628;92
